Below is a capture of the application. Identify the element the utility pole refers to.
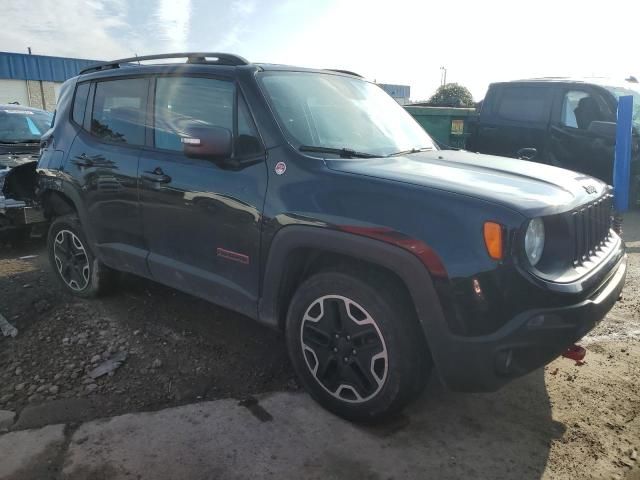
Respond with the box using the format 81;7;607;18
440;66;447;86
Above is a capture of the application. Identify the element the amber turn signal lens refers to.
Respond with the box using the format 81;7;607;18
483;222;503;260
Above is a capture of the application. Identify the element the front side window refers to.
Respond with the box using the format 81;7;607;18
562;90;605;129
495;86;553;123
154;77;234;151
259;72;434;156
0;108;53;144
91;78;147;145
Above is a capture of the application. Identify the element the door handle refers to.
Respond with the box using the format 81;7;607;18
142;168;172;184
72;153;94;168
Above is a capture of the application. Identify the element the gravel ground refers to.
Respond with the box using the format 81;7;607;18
0;239;295;421
1;213;639;479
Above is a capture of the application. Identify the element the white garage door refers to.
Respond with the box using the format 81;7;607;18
0;79;29;106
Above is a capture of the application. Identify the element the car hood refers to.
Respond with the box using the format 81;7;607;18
0;145;40;170
326;149;608;217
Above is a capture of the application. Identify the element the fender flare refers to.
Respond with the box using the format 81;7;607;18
40;180;97;246
258;225;450;353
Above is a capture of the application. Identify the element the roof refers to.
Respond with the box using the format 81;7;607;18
0;51;100;82
76;53;366;80
500;77;640;91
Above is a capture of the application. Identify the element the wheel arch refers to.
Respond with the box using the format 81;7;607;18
259;226;450;353
41;185;101;251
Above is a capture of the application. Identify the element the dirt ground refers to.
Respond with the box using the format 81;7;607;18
1;213;639;479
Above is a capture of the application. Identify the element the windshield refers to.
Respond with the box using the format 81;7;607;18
259;71;435;157
604;84;640;130
0;108;52;143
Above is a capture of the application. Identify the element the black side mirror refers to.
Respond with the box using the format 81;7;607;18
516;147;537;160
587;121;617;140
181;126;232;160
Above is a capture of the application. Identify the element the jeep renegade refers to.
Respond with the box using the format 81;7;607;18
37;53;627;421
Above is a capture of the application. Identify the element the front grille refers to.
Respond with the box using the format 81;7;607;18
572;194;613;265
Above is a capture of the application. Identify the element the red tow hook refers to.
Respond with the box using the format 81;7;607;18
562;344;586;365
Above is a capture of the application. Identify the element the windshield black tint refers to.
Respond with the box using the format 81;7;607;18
259;72;434;156
0;108;52;143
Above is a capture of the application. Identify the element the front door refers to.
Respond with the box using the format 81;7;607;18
139;75;267;318
549;88;616;183
66;77;150;274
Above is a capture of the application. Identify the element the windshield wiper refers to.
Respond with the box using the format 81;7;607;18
299;145;379;158
386;147;434;157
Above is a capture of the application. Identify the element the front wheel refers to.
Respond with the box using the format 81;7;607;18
285;270;431;422
47;214;115;297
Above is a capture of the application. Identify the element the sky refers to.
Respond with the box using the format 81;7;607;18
2;0;639;101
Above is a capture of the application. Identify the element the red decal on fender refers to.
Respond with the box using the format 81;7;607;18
217;248;250;265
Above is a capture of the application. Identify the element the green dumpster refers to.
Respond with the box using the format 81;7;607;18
404;106;476;149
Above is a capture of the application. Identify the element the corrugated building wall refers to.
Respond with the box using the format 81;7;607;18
0;52;99;111
378;83;411;105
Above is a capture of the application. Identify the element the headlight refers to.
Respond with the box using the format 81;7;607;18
525;218;545;266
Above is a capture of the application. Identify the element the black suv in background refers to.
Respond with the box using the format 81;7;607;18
0;104;51;242
38;54;626;421
467;78;640;201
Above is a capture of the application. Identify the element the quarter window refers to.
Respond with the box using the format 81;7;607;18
236;94;262;156
154;77;234;151
90;79;147;145
495;86;552;123
72;83;90;126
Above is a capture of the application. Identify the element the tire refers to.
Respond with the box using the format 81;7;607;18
47;214;116;297
285;270;431;422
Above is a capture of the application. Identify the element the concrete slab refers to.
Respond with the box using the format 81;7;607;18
0;423;66;479
62;373;557;480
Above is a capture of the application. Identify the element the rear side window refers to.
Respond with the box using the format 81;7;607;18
91;79;147;145
154;77;234;151
495;86;552;123
72;82;90;125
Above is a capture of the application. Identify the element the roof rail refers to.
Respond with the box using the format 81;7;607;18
325;69;363;78
79;52;250;75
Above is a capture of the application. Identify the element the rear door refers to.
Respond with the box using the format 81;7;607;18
138;75;267;318
65;77;150;274
548;86;615;183
474;84;554;161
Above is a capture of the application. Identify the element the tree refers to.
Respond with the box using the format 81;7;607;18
427;83;474;108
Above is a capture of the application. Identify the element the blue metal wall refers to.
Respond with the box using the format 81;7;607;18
378;83;411;99
0;52;99;82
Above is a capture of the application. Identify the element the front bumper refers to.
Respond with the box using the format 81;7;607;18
435;253;627;392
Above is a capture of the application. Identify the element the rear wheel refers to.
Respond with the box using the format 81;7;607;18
47;215;116;297
285;270;431;422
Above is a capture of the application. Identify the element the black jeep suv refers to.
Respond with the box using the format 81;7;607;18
38;53;626;421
